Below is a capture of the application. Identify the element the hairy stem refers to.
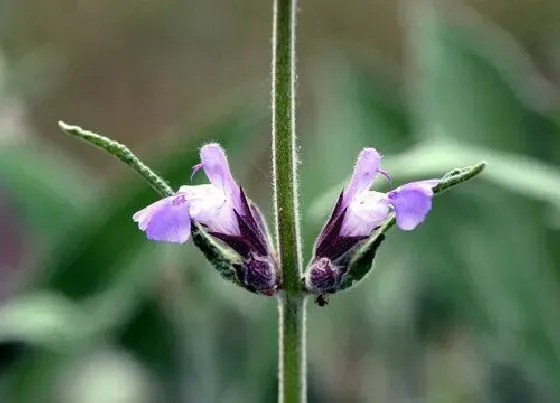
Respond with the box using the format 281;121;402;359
59;121;173;197
271;0;306;402
278;295;306;403
272;0;301;290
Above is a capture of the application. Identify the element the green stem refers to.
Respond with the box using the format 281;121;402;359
58;121;173;197
278;295;306;403
271;0;305;402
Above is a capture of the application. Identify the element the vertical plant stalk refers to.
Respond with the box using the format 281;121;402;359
271;0;306;402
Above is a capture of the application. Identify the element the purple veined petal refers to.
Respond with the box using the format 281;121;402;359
387;180;437;231
343;148;382;207
199;144;241;211
133;194;191;243
341;190;390;237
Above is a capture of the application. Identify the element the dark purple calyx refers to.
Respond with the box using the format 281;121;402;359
305;257;341;294
235;253;277;295
313;192;368;263
207;189;277;295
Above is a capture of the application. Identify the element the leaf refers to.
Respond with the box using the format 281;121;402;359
115;295;181;398
1;350;67;403
0;292;91;349
408;2;553;153
20;106;267;402
0;143;94;239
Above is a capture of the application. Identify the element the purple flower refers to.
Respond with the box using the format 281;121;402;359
315;147;437;258
339;148;437;237
133;144;242;243
307;147;437;293
133;143;276;294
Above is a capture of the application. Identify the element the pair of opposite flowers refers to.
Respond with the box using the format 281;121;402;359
133;144;436;296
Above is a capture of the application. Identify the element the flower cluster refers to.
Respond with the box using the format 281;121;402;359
133;145;437;297
305;148;436;294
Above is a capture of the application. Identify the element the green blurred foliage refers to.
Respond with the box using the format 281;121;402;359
1;1;560;402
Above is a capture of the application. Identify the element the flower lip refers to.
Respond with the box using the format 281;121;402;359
341;190;389;237
179;183;238;235
199;143;241;211
172;194;187;205
387;180;438;231
342;147;381;207
132;193;191;243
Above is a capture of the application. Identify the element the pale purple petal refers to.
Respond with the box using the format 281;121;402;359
133;194;191;243
199;144;241;211
343;148;382;206
341;191;390;237
387;180;437;231
179;184;240;235
407;179;438;193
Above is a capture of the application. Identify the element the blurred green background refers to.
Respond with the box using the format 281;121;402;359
1;0;560;402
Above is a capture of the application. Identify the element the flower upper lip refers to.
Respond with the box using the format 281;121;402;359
342;147;382;207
